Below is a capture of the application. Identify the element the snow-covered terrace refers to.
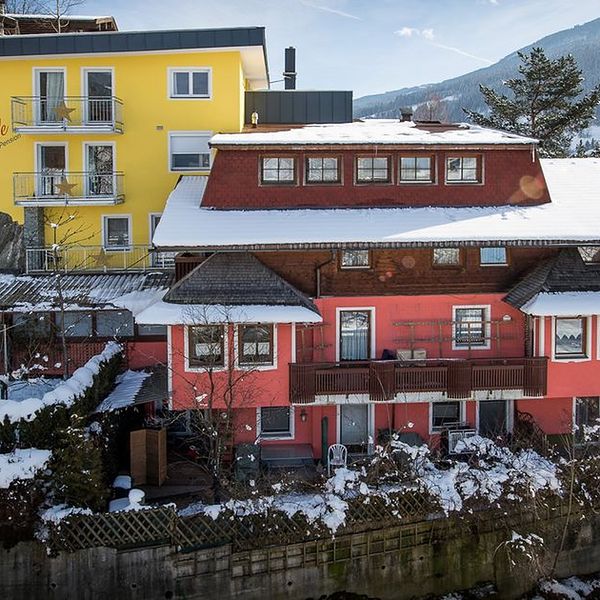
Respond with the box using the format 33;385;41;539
152;159;600;250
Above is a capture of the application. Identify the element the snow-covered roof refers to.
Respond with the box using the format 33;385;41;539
152;160;600;250
95;370;151;413
0;271;171;313
210;120;538;147
136;301;323;325
521;292;600;316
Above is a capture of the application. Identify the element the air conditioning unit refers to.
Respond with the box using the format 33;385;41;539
396;349;412;361
412;348;427;360
448;429;478;454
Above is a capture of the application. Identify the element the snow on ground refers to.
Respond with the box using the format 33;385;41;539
95;369;150;413
393;436;561;512
538;576;600;599
180;437;562;533
0;448;52;488
0;341;122;423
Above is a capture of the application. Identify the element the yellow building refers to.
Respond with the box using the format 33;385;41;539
0;27;268;271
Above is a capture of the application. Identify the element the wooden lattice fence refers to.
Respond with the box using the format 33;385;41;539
48;490;565;555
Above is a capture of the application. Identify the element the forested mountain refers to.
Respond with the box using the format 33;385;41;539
354;17;600;139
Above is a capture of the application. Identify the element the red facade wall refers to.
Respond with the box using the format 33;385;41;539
127;340;167;370
203;148;550;209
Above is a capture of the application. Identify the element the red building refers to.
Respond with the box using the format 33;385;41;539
141;119;600;462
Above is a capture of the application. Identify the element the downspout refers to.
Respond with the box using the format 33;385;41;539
315;250;336;298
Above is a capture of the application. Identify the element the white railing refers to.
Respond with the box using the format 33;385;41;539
11;96;124;132
25;245;176;273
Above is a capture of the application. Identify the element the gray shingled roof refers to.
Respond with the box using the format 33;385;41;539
505;248;600;308
164;253;319;314
0;271;172;311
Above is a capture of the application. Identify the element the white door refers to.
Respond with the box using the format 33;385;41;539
35;70;65;124
85;70;113;123
85;144;114;197
37;145;66;196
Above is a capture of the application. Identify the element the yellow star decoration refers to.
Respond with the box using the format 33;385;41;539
55;178;77;196
53;102;76;121
92;248;114;270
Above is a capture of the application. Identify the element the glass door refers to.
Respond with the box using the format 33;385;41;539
36;70;65;124
339;310;371;361
479;401;507;438
85;70;113;123
86;145;114;197
38;145;66;196
340;404;369;454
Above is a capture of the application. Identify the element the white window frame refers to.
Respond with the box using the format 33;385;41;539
168;67;212;99
340;249;370;270
256;405;295;441
480;247;508;266
445;155;484;185
168;130;212;172
102;214;132;251
234;323;278;371
335;307;376;362
429;400;466;434
452;305;491;351
551;315;592;363
184;324;229;372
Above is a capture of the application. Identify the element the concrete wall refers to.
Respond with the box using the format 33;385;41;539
2;511;600;600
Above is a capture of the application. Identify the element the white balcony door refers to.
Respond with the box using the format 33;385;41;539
85;144;114;197
37;144;66;196
35;70;65;124
84;70;113;123
339;310;371;361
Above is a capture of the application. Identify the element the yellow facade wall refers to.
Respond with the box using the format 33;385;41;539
0;49;246;247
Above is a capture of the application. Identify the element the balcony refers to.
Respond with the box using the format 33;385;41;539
11;96;124;133
25;246;175;273
289;358;548;404
14;171;124;206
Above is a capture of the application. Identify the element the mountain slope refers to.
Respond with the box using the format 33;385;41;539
354;17;600;128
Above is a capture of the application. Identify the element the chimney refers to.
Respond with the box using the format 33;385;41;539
400;107;413;122
284;46;297;90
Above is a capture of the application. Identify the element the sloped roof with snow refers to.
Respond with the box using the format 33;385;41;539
210;120;538;146
0;271;172;313
152;160;600;250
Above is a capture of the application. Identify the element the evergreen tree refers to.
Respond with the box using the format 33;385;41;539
464;47;600;157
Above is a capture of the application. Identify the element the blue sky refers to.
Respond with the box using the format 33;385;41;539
83;0;600;97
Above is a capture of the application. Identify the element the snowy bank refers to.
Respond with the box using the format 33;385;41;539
0;341;122;423
0;448;52;488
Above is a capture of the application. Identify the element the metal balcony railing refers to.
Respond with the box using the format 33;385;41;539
13;171;124;206
289;357;548;404
25;246;176;273
11;96;124;133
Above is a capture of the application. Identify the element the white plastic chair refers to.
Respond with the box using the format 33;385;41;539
327;444;348;476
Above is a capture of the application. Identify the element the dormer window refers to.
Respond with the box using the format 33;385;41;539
356;156;390;183
261;157;296;185
446;156;482;183
400;156;434;183
306;157;340;184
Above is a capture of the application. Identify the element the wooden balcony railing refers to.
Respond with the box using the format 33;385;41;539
289;357;548;404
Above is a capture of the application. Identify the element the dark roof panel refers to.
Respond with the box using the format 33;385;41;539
164;252;319;315
0;26;266;57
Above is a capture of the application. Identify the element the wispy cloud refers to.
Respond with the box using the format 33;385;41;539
394;27;492;65
429;42;493;64
298;0;362;20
